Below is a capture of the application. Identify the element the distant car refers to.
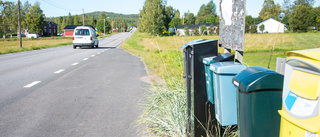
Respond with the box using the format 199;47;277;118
57;33;63;36
73;26;99;49
18;33;26;38
26;34;39;38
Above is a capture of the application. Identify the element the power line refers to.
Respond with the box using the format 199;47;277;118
40;0;82;12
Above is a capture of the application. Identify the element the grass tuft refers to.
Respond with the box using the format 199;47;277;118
138;78;188;137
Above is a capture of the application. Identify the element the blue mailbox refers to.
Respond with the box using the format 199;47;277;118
210;62;247;126
203;53;235;104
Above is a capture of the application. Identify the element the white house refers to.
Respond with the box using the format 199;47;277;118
257;18;285;33
176;25;199;36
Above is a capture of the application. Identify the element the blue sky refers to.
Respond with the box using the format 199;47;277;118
13;0;320;18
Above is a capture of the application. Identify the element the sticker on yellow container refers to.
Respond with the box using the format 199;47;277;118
285;91;319;117
306;130;318;137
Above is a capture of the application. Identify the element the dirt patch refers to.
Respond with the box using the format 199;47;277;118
140;74;165;85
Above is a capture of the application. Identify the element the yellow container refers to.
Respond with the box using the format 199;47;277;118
279;48;320;137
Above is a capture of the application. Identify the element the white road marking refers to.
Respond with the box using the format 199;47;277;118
83;58;88;61
72;63;79;66
54;69;65;74
24;81;41;88
91;55;95;57
101;51;105;53
97;52;101;54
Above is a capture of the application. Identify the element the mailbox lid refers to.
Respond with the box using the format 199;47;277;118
203;56;217;65
287;48;320;67
180;39;218;50
210;62;247;75
233;66;284;92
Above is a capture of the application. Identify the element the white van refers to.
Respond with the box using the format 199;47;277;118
73;26;99;49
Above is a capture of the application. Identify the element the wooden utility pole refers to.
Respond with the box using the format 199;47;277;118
82;8;85;26
219;0;246;63
18;0;22;48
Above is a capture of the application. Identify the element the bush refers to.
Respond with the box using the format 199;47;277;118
259;24;265;33
192;27;199;36
200;25;208;35
250;25;257;33
216;25;220;35
184;27;190;36
208;25;215;35
168;29;174;36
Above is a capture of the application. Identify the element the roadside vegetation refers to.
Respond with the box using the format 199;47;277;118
0;32;114;54
121;32;320;136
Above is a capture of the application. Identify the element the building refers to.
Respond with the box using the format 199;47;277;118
256;18;285;33
42;21;58;36
63;25;95;37
176;23;219;36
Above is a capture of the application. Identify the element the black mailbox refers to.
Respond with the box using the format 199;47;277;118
181;39;218;137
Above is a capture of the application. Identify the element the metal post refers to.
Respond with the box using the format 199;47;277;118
276;57;286;75
184;47;192;137
235;51;244;63
18;0;22;48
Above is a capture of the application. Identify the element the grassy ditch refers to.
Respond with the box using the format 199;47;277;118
121;32;320;136
0;37;72;54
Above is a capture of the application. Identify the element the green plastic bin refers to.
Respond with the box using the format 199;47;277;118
232;66;283;137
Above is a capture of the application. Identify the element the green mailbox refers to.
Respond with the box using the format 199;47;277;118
232;66;283;137
203;56;217;104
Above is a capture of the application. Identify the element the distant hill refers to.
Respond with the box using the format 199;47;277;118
86;11;139;26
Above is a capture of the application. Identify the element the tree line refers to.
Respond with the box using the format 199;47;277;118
139;0;320;35
48;12;134;34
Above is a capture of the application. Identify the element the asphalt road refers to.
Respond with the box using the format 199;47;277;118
0;32;149;137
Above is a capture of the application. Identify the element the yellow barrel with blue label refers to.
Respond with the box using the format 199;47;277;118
279;48;320;137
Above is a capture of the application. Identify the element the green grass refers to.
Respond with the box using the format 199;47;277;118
121;32;320;137
0;37;73;54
